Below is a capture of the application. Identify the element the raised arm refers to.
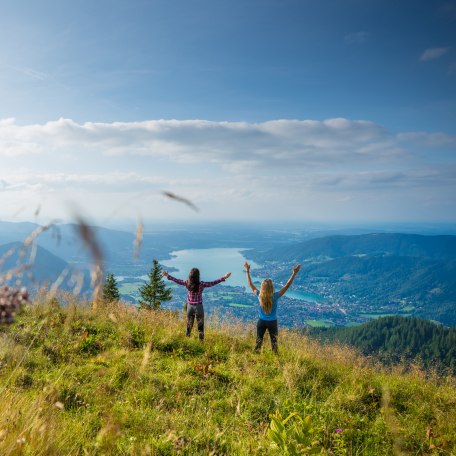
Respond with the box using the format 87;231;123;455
278;264;301;297
244;261;258;294
162;271;186;286
201;272;231;288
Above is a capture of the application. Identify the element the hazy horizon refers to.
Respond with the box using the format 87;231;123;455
1;217;456;237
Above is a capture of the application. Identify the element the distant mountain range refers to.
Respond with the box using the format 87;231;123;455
0;221;137;265
0;241;90;295
247;233;456;326
310;315;456;373
0;220;302;270
251;233;456;262
2;223;455;326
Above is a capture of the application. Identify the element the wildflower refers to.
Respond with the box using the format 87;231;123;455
0;286;29;324
334;428;343;434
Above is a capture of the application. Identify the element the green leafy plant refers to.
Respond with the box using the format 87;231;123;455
267;410;322;455
79;332;102;355
129;324;146;348
59;386;87;410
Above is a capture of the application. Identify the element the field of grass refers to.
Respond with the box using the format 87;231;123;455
401;306;415;312
118;282;143;295
305;320;334;328
0;297;455;455
360;313;399;320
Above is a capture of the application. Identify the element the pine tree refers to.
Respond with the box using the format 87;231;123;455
138;259;172;310
102;273;120;303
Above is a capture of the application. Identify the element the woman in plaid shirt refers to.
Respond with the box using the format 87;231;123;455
163;268;231;341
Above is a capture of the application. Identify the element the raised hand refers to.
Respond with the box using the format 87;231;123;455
224;272;232;279
292;264;301;275
162;270;169;277
244;261;250;272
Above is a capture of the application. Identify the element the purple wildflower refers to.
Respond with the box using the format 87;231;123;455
334;429;343;434
0;286;29;324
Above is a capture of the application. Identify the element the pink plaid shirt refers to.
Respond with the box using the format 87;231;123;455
166;274;226;305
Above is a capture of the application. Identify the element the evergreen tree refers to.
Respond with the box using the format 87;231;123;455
139;259;172;310
102;273;120;303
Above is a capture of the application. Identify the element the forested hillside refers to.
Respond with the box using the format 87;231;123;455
252;233;456;262
312;316;456;372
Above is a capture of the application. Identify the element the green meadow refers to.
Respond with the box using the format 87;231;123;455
305;320;334;328
0;297;455;455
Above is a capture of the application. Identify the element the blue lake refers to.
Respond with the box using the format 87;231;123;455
161;247;324;303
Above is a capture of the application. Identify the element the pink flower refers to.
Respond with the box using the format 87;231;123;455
334;429;343;434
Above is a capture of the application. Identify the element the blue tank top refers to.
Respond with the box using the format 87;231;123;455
255;291;280;321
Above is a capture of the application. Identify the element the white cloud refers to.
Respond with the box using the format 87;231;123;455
309;166;456;190
0;117;404;167
420;47;450;61
397;131;456;147
0;171;205;194
1;117;455;223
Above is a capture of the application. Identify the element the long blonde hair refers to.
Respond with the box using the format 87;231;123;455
259;279;274;315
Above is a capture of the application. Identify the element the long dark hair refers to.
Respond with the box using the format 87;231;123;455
188;268;200;292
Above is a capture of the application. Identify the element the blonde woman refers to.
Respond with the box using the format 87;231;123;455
244;261;301;353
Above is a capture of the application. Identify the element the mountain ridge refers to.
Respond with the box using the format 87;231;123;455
0;241;90;294
249;233;456;262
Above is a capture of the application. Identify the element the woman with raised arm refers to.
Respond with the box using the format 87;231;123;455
162;268;231;341
244;261;301;353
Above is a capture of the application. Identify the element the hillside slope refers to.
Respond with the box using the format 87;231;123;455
311;316;456;373
252;233;456;262
0;298;455;455
0;242;90;294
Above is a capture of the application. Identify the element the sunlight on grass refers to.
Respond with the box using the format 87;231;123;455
0;296;455;455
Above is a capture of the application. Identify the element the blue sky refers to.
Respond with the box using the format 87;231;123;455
1;0;455;225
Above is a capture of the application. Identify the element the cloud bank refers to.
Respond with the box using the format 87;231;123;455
1;117;455;222
0;117;409;165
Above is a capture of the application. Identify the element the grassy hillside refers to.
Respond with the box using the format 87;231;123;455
0;297;455;455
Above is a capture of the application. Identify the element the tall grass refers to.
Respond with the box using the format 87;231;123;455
0;296;455;455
